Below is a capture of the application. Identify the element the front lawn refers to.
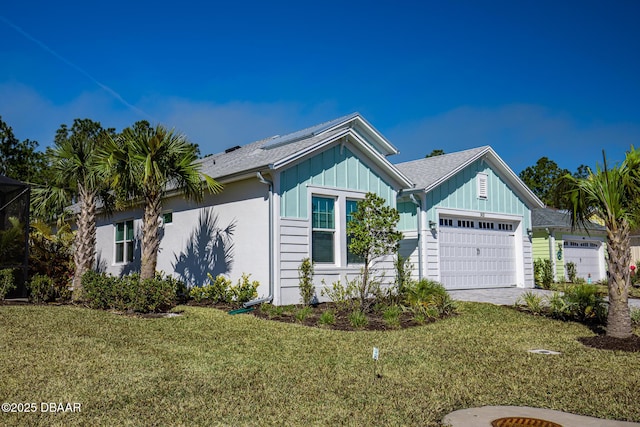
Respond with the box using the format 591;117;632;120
1;303;639;426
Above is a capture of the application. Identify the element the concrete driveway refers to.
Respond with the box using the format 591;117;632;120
448;287;640;308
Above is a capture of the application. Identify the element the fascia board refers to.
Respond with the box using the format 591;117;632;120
320;115;398;156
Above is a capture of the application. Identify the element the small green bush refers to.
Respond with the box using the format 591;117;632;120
562;283;606;323
631;308;640;326
382;305;401;328
320;278;359;312
318;309;336;326
566;262;577;283
295;306;313;322
0;268;16;300
82;270;181;313
348;310;368;329
83;270;118;309
28;274;56;303
516;291;545;315
132;274;178;313
298;257;315;306
534;259;554;289
190;274;233;303
404;279;456;317
230;273;259;304
547;292;570;319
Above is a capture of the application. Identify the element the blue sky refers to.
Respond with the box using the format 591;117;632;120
1;0;639;174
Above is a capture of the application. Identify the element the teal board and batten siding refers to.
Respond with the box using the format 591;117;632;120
425;160;530;234
277;144;398;305
280;145;395;219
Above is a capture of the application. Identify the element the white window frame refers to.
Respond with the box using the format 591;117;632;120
114;219;135;264
308;186;368;268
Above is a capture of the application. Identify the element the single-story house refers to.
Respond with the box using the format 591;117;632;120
394;147;544;289
94;113;413;305
531;207;607;282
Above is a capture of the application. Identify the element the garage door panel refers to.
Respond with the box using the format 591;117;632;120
439;219;517;290
564;240;603;281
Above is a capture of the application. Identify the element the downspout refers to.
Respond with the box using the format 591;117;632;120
409;193;423;281
243;172;274;307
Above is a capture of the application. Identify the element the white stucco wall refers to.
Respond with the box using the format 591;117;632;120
93;178;271;297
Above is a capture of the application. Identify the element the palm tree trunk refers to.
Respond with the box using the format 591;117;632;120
72;185;96;301
140;192;162;281
605;220;633;339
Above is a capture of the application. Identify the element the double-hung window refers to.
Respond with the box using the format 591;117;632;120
115;220;134;263
312;197;335;263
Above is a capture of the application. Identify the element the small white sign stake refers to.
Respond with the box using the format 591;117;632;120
372;347;380;379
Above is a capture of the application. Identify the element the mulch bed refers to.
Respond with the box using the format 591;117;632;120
578;334;640;352
190;301;433;331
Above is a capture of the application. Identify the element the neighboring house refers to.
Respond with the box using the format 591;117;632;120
93;113;412;305
395;147;544;290
531;207;607;282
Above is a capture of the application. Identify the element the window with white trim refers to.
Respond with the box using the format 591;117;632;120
162;212;173;224
115;220;134;263
312;196;335;263
477;173;488;199
346;199;364;264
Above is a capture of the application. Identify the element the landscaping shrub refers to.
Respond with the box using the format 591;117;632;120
28;274;56;303
516;291;545;315
317;309;336;326
562;283;606;323
189;273;258;305
0;268;15;300
82;270;182;313
320;278;359;312
295;306;313;322
348;310;367;328
404;279;456;317
82;270;118;310
533;259;554;289
133;273;178;313
631;308;640;326
382;305;401;328
298;257;315;306
190;274;233;303
566;262;577;283
229;273;259;304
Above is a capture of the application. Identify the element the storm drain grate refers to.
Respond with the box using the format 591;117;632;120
491;417;563;427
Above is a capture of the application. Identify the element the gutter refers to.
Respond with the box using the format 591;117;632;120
243;172;275;307
409;193;423;281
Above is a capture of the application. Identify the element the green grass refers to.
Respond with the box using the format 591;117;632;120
1;303;639;426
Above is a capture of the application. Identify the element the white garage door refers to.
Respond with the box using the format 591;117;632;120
439;217;517;289
564;240;603;281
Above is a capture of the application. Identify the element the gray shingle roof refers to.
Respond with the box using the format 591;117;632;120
532;208;606;232
394;146;491;190
197;127;348;180
394;145;544;208
197;112;399;181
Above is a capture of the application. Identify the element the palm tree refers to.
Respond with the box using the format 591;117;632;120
563;148;640;339
100;121;222;280
32;119;113;301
